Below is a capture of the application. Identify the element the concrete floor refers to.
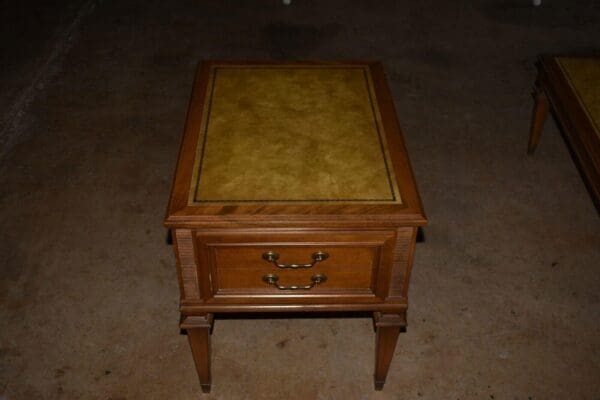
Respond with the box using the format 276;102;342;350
1;1;599;399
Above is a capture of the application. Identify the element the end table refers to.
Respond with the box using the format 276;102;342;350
165;61;427;392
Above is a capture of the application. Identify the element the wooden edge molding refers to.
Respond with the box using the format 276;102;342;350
180;303;407;314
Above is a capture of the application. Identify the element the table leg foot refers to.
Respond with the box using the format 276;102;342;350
181;314;214;393
200;384;211;394
527;80;549;154
373;312;406;391
416;227;425;243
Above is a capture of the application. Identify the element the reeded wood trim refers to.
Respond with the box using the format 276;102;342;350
389;227;415;298
173;229;201;300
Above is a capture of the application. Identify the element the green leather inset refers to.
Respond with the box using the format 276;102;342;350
557;57;600;139
189;66;401;204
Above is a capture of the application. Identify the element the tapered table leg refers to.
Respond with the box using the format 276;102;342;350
181;314;214;393
527;81;550;154
373;312;406;390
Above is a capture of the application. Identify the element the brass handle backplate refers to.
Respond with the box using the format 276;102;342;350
262;251;329;269
262;273;327;290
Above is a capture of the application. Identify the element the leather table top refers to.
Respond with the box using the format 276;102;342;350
189;65;402;205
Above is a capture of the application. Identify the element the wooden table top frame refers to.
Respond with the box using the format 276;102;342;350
165;60;427;392
528;55;600;212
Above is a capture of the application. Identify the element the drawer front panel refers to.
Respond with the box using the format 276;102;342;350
215;245;377;291
195;231;396;299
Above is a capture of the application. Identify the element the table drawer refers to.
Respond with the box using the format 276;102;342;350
195;231;396;298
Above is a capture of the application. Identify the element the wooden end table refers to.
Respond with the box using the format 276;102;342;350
527;55;600;212
165;61;427;392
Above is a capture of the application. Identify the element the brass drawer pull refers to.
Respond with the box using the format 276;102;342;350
262;273;327;290
262;251;329;269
